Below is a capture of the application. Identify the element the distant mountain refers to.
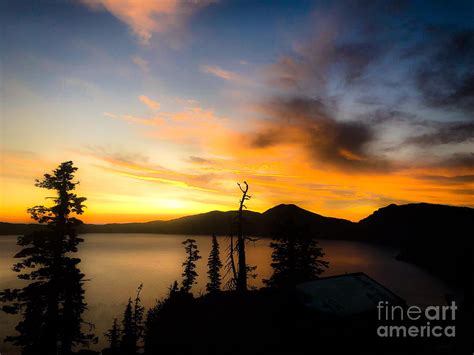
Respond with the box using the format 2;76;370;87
0;222;47;235
0;204;354;238
358;203;473;245
77;210;263;236
77;204;354;238
261;204;354;239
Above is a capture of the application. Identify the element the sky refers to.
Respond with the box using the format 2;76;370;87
1;0;473;223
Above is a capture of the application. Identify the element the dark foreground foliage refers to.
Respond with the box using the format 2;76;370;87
143;288;468;355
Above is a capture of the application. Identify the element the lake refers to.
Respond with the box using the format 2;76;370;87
0;233;454;353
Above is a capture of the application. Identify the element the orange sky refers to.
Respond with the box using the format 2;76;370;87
1;1;473;224
1;100;472;224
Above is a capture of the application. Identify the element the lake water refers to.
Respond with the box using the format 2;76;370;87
0;234;454;353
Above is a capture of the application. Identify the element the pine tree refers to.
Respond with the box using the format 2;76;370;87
119;285;145;355
265;218;329;287
120;298;135;354
132;284;145;350
206;235;223;293
0;161;95;355
181;239;201;293
168;280;180;298
104;318;120;352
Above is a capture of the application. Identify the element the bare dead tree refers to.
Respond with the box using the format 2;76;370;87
236;181;251;292
223;182;256;291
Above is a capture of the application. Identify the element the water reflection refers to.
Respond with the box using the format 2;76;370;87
0;234;453;353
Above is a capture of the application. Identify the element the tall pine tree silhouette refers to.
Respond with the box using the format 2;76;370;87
121;298;135;354
132;284;145;351
181;239;201;293
206;235;222;293
119;285;144;355
0;161;95;355
265;216;329;287
103;318;121;355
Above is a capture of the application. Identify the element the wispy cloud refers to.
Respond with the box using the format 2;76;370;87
139;95;161;110
81;0;215;45
414;30;474;113
106;98;232;148
0;149;46;180
104;112;165;126
60;76;102;98
78;145;219;193
188;156;211;164
405;122;474;147
132;56;149;72
200;65;250;84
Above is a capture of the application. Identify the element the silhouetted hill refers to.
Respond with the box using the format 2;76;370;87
358;203;473;244
76;205;354;238
0;204;353;238
358;203;473;288
0;222;46;235
70;210;262;235
261;203;354;238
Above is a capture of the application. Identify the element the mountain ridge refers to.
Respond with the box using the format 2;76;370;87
1;202;471;238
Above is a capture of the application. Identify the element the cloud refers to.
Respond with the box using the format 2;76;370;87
0;149;45;180
79;145;218;192
81;0;215;45
105;100;235;150
60;76;102;98
250;97;389;171
255;2;474;174
104;112;165;126
139;95;161;110
405;121;474;146
188;156;210;164
414;30;474;113
415;174;474;184
200;65;248;84
253;6;401;172
268;40;383;91
82;145;150;166
264;6;388;92
132;56;149;72
435;153;474;169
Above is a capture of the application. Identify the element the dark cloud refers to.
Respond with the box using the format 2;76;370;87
362;109;419;125
405;121;474;146
251;97;389;171
435;153;474;169
414;30;474;113
334;42;382;83
84;145;150;165
258;3;474;172
188;156;210;164
267;21;386;92
453;189;474;196
415;174;474;184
